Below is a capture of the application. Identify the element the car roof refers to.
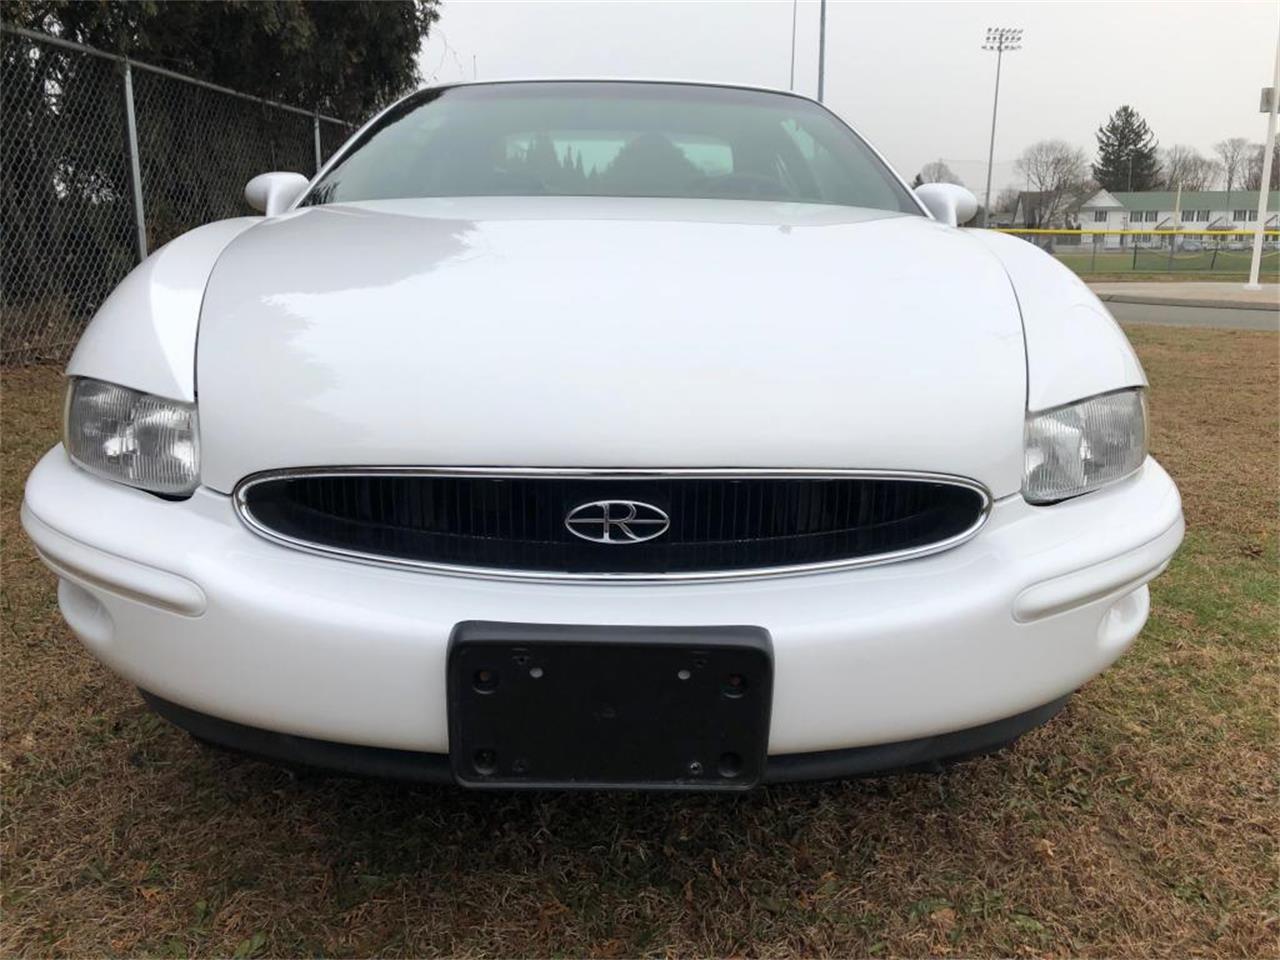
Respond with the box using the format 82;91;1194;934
417;77;820;103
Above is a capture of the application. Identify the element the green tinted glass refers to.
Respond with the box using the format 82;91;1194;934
305;82;919;214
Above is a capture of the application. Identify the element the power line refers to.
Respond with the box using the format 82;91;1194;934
424;28;449;83
425;26;468;85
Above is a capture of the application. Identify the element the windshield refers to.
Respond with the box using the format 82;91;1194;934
303;81;920;213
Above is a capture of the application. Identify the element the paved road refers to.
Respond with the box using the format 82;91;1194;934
1110;300;1279;332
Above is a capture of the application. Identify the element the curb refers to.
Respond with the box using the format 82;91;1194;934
1094;293;1279;313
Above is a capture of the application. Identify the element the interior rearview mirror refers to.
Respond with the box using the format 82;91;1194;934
914;183;979;227
244;172;310;217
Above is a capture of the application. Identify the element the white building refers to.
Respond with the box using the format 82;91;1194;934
1078;190;1279;248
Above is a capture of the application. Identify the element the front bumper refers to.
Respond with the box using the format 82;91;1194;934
139;688;1073;785
23;446;1183;764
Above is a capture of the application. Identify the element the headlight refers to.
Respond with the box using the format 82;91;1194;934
64;378;200;497
1023;388;1146;504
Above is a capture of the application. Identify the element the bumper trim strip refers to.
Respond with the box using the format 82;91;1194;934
1013;516;1184;622
141;689;1070;786
21;503;206;616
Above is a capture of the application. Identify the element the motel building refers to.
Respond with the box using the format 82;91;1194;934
1078;190;1280;249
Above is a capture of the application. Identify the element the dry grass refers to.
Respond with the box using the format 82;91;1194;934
1;326;1276;958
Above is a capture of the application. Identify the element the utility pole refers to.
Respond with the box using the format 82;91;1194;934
980;27;1022;227
817;0;827;102
789;0;798;91
1168;183;1181;269
1247;18;1280;290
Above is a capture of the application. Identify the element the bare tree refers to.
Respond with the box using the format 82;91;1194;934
1161;145;1221;191
916;159;963;186
994;185;1021;213
1214;137;1250;201
1245;141;1280;190
1014;140;1090;226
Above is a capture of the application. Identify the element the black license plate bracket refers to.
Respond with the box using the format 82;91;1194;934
447;621;773;790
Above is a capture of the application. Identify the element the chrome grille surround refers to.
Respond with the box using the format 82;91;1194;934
232;467;993;583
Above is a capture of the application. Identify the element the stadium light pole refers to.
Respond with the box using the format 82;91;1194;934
980;27;1022;227
816;0;827;102
789;0;798;90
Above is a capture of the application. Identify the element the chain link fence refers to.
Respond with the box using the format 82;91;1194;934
1;25;355;365
990;229;1280;279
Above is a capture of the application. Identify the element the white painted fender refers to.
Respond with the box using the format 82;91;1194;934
966;229;1146;411
66;218;261;402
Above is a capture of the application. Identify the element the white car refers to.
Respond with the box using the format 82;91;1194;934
22;80;1183;790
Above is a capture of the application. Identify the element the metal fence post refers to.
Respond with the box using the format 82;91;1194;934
313;113;322;174
2;24;357;365
121;60;148;260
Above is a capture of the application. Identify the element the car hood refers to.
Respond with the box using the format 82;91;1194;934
196;197;1027;495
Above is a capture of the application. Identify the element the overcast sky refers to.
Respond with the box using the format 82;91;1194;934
418;0;1278;195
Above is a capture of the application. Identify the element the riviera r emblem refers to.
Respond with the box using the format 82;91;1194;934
564;500;671;544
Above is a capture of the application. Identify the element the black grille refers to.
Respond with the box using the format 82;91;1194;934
238;473;987;577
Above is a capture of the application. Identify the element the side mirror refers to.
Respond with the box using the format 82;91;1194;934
244;172;310;217
914;183;979;227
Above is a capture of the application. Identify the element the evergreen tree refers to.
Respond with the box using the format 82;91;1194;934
1093;105;1161;192
561;146;585;188
524;133;562;186
7;1;439;121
